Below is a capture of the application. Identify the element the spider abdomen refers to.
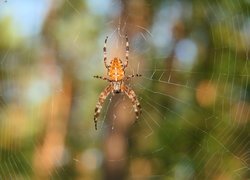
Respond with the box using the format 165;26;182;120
108;58;125;81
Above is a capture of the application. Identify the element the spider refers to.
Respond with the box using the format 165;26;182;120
93;34;141;130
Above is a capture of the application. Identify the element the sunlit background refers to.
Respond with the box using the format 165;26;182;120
0;0;250;179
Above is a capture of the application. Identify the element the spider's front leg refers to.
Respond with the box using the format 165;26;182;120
94;84;112;130
123;85;141;122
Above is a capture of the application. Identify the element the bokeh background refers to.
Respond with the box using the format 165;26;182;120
0;0;250;179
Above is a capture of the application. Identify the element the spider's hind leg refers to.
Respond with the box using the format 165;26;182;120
103;36;109;68
123;34;129;68
125;74;142;81
93;75;110;81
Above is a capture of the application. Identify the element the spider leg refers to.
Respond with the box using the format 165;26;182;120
93;75;110;81
94;84;112;130
123;85;141;122
103;36;109;69
123;34;129;69
125;74;142;80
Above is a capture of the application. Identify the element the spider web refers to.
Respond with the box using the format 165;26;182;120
0;0;249;179
124;1;250;179
127;1;250;179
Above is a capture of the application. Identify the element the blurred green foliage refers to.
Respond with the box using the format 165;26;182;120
0;0;249;179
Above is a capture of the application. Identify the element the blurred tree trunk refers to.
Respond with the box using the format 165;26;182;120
103;0;151;179
32;3;74;179
33;72;72;179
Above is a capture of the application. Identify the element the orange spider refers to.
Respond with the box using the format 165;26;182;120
93;35;141;130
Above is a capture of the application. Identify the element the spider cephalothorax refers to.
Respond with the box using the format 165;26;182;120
93;35;141;130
